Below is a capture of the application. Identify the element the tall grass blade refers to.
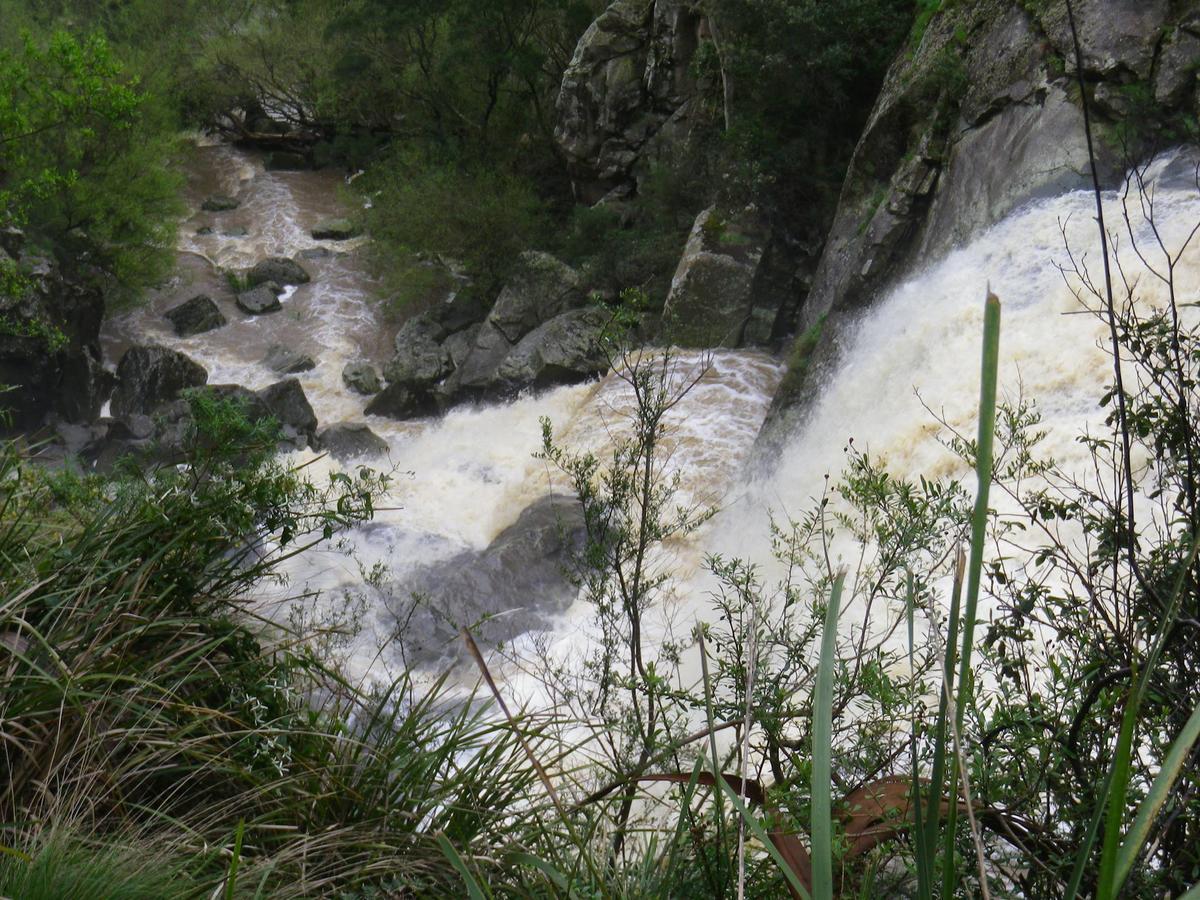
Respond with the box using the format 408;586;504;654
509;852;573;895
944;291;1001;896
905;572;933;900
1067;537;1200;899
955;290;1001;724
929;546;964;889
224;819;245;900
1096;690;1138;898
1113;695;1200;893
812;570;847;900
698;625;729;890
461;627;563;816
662;755;708;887
716;774;813;900
437;833;489;900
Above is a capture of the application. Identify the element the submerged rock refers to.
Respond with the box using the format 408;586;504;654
316;422;389;461
111;345;208;419
164;294;226;337
201;194;239;212
342;361;382;395
265;150;307;171
385;495;585;664
311;218;358;240
364;381;440;420
263;344;317;374
236;283;283;315
257;378;318;448
246;257;310;288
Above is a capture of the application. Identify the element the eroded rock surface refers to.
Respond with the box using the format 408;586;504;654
111;345;208;419
165;294;227;337
555;0;706;202
385;495;585;664
316;422;389;461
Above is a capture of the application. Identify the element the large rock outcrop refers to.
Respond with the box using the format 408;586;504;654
660;206;780;347
110;345;208;419
369;252;608;420
758;0;1200;437
799;0;1196;330
555;0;708;202
0;231;112;429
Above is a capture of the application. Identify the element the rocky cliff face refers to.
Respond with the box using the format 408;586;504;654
763;0;1200;429
555;0;707;204
802;0;1199;329
0;230;111;430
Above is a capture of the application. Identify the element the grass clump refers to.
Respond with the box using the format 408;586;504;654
0;393;549;897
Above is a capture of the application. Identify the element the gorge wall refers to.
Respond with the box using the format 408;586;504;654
761;0;1200;437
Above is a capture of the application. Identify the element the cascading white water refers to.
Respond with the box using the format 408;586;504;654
101;141;785;684
699;153;1200;615
103;141;1200;693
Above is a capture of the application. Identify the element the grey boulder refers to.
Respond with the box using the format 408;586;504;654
201;194;239;212
236;283;283;315
383;315;450;386
164;294;226;337
493;307;609;391
364;381;440;421
257;378;318;447
342;361;382;395
111;346;208;419
246;257;310;288
316;423;389;461
311;218;359;240
263;344;317;374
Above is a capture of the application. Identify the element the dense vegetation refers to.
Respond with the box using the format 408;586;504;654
0;0;917;322
2;220;1198;895
0;27;181;298
3;0;1200;897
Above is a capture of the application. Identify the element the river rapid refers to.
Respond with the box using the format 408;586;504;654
102;141;1200;700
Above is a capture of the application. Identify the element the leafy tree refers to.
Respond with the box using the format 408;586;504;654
0;30;182;296
704;0;916;227
363;159;553;306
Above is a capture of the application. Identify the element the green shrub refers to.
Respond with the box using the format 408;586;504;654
0;30;183;301
363;159;553;307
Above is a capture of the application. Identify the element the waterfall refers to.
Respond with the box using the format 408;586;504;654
104;142;1200;690
103;141;784;684
692;152;1200;631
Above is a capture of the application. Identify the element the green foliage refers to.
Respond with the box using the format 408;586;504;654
707;0;915;227
909;0;947;49
0;29;182;298
363;159;553;303
0;394;557;897
0;312;68;351
0;833;197;900
774;313;827;409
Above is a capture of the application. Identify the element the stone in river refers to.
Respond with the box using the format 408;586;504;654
236;283;283;314
164;294;226;337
